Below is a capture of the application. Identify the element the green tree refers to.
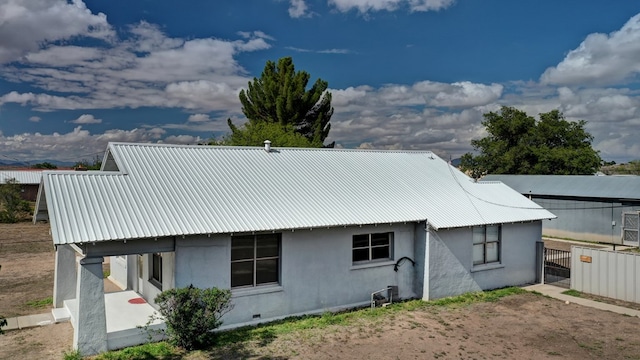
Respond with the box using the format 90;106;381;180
460;107;601;178
219;121;323;147
229;56;334;147
31;162;57;169
0;178;31;223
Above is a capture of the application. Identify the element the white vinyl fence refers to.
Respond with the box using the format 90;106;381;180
571;246;640;303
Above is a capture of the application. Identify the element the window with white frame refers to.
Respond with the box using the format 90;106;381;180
231;233;280;288
352;232;393;263
473;225;500;265
150;252;162;289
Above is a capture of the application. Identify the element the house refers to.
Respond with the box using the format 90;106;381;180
483;175;640;245
34;142;554;355
0;170;43;201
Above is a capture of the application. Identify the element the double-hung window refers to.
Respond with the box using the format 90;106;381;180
473;225;500;265
352;232;393;263
231;233;280;288
150;253;162;289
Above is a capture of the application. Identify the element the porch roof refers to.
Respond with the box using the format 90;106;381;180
37;142;555;245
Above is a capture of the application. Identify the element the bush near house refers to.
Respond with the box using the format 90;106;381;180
0;178;31;223
153;285;233;350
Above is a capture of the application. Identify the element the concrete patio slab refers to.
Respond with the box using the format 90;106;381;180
64;290;166;351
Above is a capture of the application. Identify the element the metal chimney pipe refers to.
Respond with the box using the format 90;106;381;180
264;140;271;152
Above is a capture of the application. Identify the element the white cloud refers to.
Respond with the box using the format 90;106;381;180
69;114;102;124
429;82;503;108
29;116;41;122
289;0;310;18
541;13;640;86
0;20;273;113
285;46;351;54
328;0;454;14
0;126;169;162
187;114;211;123
0;0;114;64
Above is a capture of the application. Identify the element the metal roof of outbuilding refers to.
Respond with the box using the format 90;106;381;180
483;174;640;201
37;142;555;245
0;170;43;185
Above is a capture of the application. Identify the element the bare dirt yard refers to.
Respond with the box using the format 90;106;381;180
2;223;640;359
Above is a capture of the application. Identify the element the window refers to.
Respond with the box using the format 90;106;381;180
231;234;280;288
473;225;500;265
352;232;393;263
150;253;162;289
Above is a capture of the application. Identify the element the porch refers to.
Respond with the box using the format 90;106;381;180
60;290;166;351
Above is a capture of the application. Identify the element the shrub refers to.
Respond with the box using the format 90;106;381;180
154;285;232;350
0;178;31;223
0;316;7;335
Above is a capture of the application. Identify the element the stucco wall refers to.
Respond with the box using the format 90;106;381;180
534;197;640;243
428;221;541;299
108;256;128;289
139;252;175;304
172;224;417;326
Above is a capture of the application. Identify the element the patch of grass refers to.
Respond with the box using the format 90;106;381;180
103;270;110;278
62;349;82;360
427;287;526;308
25;297;52;308
95;342;181;360
98;287;526;358
216;287;525;346
562;289;582;298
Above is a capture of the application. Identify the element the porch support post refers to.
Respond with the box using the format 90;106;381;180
535;241;544;284
53;244;77;308
73;256;107;356
422;222;430;301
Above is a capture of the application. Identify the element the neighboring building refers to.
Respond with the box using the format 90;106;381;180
0;170;43;201
484;175;640;245
35;142;554;355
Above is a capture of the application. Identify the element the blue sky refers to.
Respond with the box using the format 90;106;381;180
2;0;640;164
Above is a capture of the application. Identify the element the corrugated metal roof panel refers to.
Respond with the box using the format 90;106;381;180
483;175;640;200
0;170;42;184
41;143;555;245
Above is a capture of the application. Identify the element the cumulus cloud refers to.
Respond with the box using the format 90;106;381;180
325;80;498;158
541;13;640;86
328;0;455;14
289;0;310;18
69;114;102;124
0;0;114;64
187;114;211;122
0;126;169;162
29;116;41;122
0;19;273;112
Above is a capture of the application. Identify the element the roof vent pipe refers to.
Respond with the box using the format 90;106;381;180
264;140;271;152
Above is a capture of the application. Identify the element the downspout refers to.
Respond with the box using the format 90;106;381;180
422;220;430;301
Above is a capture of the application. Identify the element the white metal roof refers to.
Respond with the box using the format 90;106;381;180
0;170;43;185
483;174;640;201
37;142;555;245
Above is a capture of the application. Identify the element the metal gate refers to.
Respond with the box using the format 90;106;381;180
622;212;640;247
544;248;571;288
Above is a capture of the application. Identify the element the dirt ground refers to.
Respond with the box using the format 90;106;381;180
216;293;640;360
0;222;55;318
2;223;640;359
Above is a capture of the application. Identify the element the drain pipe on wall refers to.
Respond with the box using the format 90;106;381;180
422;220;430;301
